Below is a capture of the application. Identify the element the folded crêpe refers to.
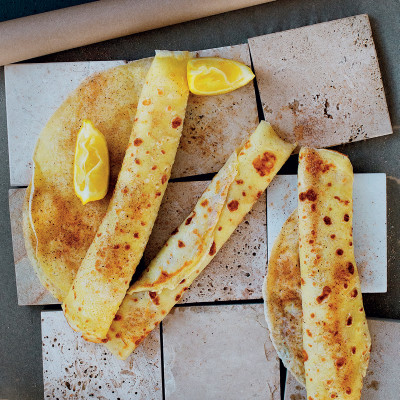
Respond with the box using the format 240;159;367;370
23;58;152;302
265;148;370;399
263;209;305;386
298;148;371;400
103;121;295;359
62;51;190;342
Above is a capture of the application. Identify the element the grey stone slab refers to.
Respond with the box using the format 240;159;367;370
163;304;280;400
284;318;400;400
266;174;387;293
249;15;392;149
42;310;162;400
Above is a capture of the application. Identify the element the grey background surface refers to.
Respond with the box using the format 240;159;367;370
0;0;399;399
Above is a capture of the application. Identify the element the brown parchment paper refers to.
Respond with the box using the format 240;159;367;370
0;0;275;66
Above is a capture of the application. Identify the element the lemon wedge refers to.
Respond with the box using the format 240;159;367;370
187;57;255;95
74;120;110;205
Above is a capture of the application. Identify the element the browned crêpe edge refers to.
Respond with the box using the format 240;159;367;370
263;209;305;386
298;148;371;400
22;59;152;301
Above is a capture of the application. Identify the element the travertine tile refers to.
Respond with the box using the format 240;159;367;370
42;311;162;399
249;15;392;149
10;181;266;305
5;44;258;186
163;304;280;400
266;174;387;293
144;181;267;303
284;319;400;400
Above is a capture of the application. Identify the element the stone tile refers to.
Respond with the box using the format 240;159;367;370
162;304;280;400
284;319;400;400
5;44;258;186
9;189;59;305
249;15;392;149
42;311;162;399
11;181;266;305
144;181;267;303
266;174;387;293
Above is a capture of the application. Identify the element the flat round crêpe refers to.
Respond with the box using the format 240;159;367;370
263;209;305;386
23;59;152;301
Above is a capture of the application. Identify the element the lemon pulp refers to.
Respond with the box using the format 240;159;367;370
74;120;110;205
187;57;255;95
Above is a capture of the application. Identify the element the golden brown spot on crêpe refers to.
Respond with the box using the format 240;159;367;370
142;99;151;105
236;179;244;184
227;200;239;211
161;174;167;184
336;249;344;255
252;151;276;177
209;241;216;256
201;199;209;207
316;286;331;303
350;288;358;298
178;240;185;248
134;138;143;146
331;234;336;239
171;116;182;128
348;262;355;274
299;189;318;202
346;316;353;326
335;358;346;368
344;214;350;221
135;159;141;165
134;232;139;238
303;350;308;361
324;216;332;225
114;314;122;321
351;346;356;354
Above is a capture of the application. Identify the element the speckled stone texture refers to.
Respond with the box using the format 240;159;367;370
42;311;162;400
5;44;258;186
249;15;392;149
162;304;280;400
283;319;400;400
10;181;266;305
266;174;387;293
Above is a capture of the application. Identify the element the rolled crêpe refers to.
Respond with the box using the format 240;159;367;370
62;51;190;342
298;148;371;399
263;209;305;386
23;59;152;302
104;121;295;359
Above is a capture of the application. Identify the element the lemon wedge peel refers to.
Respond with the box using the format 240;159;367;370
187;57;255;96
74;120;110;205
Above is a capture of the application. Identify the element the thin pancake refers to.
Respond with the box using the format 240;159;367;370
263;210;305;386
104;121;296;359
298;148;370;399
23;59;152;301
62;51;190;342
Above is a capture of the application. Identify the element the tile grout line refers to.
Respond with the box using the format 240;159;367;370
160;321;166;400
